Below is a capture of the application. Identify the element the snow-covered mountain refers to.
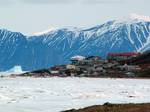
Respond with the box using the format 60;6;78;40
0;15;150;71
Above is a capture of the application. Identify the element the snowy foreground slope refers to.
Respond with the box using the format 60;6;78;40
0;78;150;112
0;15;150;71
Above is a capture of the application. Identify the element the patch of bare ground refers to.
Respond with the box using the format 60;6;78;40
62;103;150;112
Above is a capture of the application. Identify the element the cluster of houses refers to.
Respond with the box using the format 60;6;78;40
46;52;148;77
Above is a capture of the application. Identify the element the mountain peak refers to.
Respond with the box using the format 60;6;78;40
32;26;81;36
0;17;150;71
130;13;150;22
112;14;149;25
32;27;57;36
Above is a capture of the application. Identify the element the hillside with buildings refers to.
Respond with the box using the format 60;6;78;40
16;50;150;78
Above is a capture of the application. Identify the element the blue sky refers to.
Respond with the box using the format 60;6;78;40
0;0;150;35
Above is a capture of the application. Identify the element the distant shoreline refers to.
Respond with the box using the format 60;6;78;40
1;75;150;80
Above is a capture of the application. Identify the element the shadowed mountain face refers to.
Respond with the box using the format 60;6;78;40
0;19;150;71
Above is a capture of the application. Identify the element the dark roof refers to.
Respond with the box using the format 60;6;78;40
86;56;101;60
108;52;140;57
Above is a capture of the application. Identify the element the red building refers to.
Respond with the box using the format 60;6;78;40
107;52;140;62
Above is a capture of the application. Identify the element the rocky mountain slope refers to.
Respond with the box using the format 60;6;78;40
0;16;150;71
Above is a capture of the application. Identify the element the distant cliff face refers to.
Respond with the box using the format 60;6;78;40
0;18;150;71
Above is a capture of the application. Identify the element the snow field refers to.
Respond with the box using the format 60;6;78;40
0;77;150;112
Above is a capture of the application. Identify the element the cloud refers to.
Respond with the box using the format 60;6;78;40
83;0;124;4
0;0;72;5
0;0;124;5
0;0;16;5
23;0;124;4
21;0;72;4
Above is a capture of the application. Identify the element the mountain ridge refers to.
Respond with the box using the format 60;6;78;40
0;17;150;71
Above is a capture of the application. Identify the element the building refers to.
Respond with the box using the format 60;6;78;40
85;56;101;61
70;55;86;65
70;55;102;66
50;65;66;76
107;52;140;63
